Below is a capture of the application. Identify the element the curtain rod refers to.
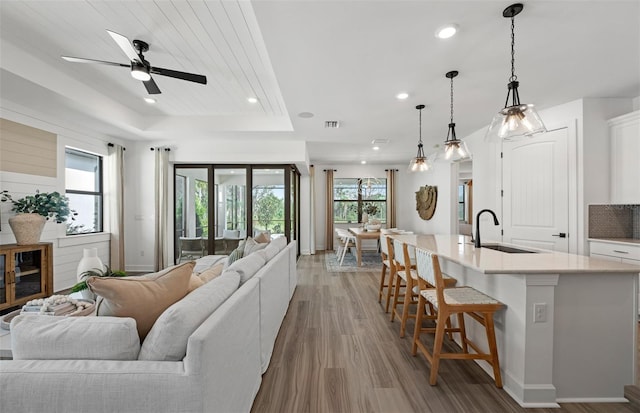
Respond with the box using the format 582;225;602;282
384;169;399;171
323;169;337;172
107;142;126;150
150;147;171;151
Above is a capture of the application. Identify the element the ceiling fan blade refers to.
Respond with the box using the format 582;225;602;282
150;67;207;85
143;78;161;95
107;29;141;63
62;56;129;67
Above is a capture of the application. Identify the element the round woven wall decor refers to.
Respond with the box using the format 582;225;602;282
416;185;437;220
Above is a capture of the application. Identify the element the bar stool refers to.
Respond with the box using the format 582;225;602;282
390;239;419;337
412;247;505;387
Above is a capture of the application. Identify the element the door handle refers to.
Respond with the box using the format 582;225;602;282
552;233;567;238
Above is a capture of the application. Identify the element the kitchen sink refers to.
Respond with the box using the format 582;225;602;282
481;244;538;254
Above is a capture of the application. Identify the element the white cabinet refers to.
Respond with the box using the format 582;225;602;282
609;111;640;204
589;239;640;314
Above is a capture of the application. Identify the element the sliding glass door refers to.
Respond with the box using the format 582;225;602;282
174;165;300;264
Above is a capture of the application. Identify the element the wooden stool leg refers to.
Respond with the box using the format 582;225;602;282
412;295;425;356
457;313;468;353
429;310;448;386
378;264;387;302
399;283;413;337
484;313;503;388
384;268;396;313
390;274;403;321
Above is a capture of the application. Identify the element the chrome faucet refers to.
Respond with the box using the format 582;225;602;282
475;209;500;248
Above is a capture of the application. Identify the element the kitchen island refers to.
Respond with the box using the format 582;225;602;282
390;234;639;408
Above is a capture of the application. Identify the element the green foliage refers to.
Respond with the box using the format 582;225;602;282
194;180;208;236
364;203;379;215
70;266;127;292
253;186;284;232
1;190;76;223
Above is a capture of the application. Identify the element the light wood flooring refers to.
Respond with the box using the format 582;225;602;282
251;252;640;413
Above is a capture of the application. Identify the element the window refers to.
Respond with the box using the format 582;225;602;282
333;177;386;223
65;148;103;234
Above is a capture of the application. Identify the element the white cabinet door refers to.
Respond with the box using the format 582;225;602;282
610;111;640;204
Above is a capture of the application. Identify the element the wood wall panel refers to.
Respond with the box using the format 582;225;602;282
0;118;57;177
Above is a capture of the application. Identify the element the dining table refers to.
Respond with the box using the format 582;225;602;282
348;227;381;266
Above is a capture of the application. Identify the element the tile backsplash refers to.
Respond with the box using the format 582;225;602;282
589;204;640;239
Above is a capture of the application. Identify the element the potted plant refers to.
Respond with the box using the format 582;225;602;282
0;190;76;245
71;266;127;293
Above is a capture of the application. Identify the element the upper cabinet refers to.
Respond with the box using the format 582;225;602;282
609;111;640;204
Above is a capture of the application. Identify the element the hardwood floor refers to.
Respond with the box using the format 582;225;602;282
251;252;639;413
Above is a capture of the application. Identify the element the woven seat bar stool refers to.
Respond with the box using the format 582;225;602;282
412;248;505;387
390;239;419;337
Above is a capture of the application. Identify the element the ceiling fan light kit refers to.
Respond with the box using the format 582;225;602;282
408;104;433;173
486;3;546;141
442;70;471;162
61;29;207;95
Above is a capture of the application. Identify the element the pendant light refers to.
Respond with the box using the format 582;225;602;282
486;3;546;141
442;70;471;162
408;104;432;172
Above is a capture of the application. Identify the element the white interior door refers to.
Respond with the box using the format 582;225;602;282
502;128;569;252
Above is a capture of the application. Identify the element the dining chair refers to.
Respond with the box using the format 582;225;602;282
335;228;356;266
412;247;505;387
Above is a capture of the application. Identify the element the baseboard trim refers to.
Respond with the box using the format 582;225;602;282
556;397;628;404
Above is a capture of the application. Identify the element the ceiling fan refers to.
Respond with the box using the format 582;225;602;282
62;30;207;95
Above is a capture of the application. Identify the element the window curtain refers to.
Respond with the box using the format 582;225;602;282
154;148;170;271
324;169;334;251
106;143;125;271
386;169;397;228
309;165;316;254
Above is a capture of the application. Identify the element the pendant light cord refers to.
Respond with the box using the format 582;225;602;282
510;15;517;82
418;107;423;145
450;76;454;124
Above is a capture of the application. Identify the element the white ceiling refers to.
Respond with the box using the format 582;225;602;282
1;1;639;165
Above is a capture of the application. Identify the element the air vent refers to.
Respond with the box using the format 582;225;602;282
371;138;390;145
324;120;340;128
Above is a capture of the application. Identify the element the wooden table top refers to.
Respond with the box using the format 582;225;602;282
348;227;382;239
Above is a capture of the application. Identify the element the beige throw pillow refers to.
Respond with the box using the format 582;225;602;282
87;261;193;340
254;232;270;244
199;262;224;283
188;273;204;292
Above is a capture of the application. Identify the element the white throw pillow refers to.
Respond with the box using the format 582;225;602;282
243;237;268;256
226;252;266;284
138;271;240;361
11;315;140;360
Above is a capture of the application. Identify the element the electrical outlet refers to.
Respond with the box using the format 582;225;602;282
533;303;547;323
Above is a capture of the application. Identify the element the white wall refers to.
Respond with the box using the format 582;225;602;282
0;105;127;291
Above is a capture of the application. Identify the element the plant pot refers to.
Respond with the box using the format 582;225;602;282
8;213;46;245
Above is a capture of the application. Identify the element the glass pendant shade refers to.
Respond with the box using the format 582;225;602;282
486;3;546;142
487;102;546;141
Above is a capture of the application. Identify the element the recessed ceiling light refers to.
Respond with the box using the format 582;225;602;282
247;97;258;104
435;24;458;39
361;160;367;164
396;92;409;100
144;97;156;104
373;146;380;151
298;112;314;118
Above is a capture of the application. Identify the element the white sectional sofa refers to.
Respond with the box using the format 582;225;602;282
0;238;298;413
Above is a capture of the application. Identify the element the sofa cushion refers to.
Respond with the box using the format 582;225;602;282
243;237;268;256
270;236;288;251
138;271;241;361
87;261;193;340
199;262;224;283
11;315;140;360
263;243;280;261
193;255;227;274
226;252;266;284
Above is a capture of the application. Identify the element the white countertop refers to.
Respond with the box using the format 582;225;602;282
390;234;640;274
